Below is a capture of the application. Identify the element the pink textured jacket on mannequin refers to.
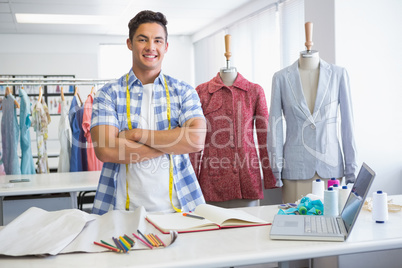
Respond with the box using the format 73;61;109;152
190;73;276;202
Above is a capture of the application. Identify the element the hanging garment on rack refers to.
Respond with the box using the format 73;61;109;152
69;95;87;172
57;100;72;173
0;111;5;175
57;101;61;114
82;94;103;171
19;88;36;174
76;105;88;171
0;152;5;175
32;98;51;174
190;73;276;202
1;94;21;174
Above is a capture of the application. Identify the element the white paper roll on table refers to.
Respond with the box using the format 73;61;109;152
372;190;388;223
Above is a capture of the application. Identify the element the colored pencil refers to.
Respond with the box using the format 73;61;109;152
101;240;118;250
119;236;131;249
154;234;166;247
137;229;153;246
149;234;160;247
146;234;158;247
150;233;162;247
112;237;126;252
132;233;153;249
124;234;135;246
93;241;122;253
119;238;129;252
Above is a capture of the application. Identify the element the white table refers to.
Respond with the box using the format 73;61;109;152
0;195;401;267
0;171;100;225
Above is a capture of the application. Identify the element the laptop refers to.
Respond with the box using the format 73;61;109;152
270;162;376;242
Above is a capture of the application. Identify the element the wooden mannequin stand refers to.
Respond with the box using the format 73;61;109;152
219;34;237;86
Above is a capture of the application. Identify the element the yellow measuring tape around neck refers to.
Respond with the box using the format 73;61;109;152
125;74;181;212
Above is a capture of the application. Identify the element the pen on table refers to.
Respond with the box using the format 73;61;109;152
132;233;153;249
183;213;205;220
93;241;122;253
9;179;30;183
137;229;153;246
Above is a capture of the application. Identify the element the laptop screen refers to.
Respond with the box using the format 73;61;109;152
340;163;376;233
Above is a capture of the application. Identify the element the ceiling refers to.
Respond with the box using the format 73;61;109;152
0;0;254;36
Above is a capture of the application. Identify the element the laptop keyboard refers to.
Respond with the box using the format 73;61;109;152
304;216;340;234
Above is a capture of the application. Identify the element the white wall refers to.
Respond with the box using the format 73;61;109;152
0;34;193;82
335;0;402;195
304;0;335;63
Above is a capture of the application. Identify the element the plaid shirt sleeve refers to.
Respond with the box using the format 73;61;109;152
91;79;122;215
92;162;120;215
91;80;121;130
174;79;205;125
164;75;206;211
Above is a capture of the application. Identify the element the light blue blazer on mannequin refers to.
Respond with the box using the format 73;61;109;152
268;59;357;187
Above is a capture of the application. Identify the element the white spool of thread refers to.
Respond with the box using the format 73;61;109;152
372;191;388;223
332;183;340;192
312;179;325;199
338;185;349;213
324;187;339;216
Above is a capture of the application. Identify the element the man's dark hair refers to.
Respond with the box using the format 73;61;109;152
128;10;168;42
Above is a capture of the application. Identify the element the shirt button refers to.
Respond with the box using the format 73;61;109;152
311;125;316;130
233;168;238;174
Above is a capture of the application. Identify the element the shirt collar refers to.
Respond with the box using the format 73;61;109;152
127;68;165;88
207;72;248;93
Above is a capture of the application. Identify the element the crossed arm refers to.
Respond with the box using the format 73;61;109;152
91;117;206;164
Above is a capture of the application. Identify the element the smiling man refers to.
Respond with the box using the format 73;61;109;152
90;10;206;215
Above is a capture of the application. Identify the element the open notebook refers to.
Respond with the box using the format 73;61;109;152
146;204;270;234
270;162;376;242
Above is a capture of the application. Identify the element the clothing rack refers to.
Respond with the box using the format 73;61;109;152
0;77;113;86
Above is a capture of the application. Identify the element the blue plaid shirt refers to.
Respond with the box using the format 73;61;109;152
91;69;205;215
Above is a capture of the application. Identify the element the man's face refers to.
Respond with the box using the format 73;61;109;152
127;22;168;74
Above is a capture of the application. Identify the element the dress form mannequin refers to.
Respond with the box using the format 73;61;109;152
219;34;238;86
299;51;319;114
208;34;260;209
282;22;327;203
